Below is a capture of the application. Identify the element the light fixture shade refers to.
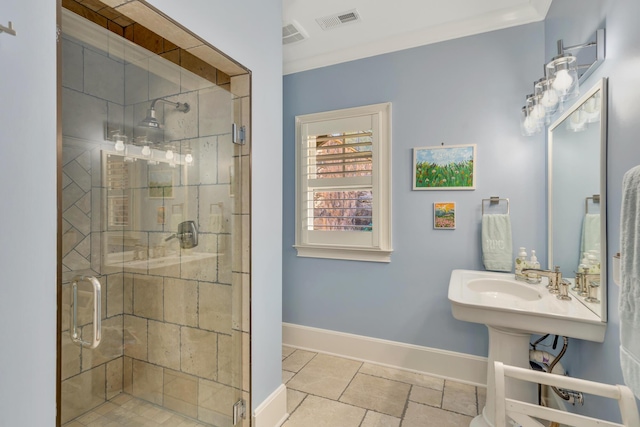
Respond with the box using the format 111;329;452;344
526;93;548;126
534;77;559;116
582;92;601;123
114;139;125;152
546;54;579;101
566;109;587;132
521;106;542;136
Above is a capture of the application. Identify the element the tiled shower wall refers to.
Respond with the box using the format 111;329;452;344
60;14;250;426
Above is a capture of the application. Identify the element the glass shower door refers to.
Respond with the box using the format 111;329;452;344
59;8;248;426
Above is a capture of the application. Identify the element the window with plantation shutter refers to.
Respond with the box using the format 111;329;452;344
294;103;392;262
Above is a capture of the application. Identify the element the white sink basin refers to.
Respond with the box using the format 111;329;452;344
448;269;605;341
466;278;542;302
449;269;607;427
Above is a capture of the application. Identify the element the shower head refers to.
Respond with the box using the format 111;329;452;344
139;108;162;129
138;98;191;129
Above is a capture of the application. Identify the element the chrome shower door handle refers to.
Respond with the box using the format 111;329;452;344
70;275;102;349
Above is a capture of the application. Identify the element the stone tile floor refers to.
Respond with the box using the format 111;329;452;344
282;346;487;427
64;346;487;427
62;393;208;427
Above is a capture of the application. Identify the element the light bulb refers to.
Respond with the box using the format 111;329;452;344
165;149;174;160
530;104;546;121
567;110;586;132
114;139;125;152
553;69;574;91
185;153;193;164
523;116;537;133
583;97;597;114
582;96;601;123
141;145;151;156
540;89;559;109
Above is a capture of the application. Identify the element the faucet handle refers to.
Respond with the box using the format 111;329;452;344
557;279;572;301
546;267;561;294
572;271;582;291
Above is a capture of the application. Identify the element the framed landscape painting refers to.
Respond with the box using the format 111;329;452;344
434;202;456;229
148;169;174;199
413;144;476;190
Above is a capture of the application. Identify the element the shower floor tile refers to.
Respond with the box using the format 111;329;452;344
63;393;209;427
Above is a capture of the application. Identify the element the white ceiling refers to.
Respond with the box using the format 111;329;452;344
283;0;552;75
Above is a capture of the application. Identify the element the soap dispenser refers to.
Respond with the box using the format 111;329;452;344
527;250;541;284
515;247;528;281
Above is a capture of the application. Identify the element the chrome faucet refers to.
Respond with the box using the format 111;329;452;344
576;267;600;297
522;266;562;294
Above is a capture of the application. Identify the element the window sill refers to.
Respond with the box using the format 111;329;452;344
293;245;392;263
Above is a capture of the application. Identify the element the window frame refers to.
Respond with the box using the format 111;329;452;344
294;102;392;262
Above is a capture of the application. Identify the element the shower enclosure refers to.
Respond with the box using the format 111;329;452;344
58;5;250;426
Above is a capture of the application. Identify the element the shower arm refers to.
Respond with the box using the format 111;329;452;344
150;98;190;113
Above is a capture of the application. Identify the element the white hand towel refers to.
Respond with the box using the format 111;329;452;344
482;214;513;272
619;165;640;399
580;213;601;255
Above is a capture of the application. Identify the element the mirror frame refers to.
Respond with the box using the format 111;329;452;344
547;77;608;322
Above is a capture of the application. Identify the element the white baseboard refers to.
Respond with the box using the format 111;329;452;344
282;322;487;386
252;384;288;427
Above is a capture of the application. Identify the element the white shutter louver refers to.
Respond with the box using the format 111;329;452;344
305;131;373;232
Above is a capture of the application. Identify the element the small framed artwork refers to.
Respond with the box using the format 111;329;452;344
413;144;476;190
434;202;456;229
149;169;174;198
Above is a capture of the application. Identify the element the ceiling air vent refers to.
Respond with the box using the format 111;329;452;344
282;21;307;45
316;9;361;31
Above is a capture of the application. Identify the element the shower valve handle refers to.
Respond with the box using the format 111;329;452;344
166;220;198;249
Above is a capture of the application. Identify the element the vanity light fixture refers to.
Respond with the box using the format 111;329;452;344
547;54;579;102
521;29;605;136
534;77;559;116
527;93;548;125
521;105;541;136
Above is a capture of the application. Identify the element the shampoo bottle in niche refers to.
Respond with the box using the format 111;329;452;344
515;247;528;281
527;250;541;283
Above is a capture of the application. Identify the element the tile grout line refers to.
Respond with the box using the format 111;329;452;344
283;349;480;426
335;360;364;402
399;384;414;425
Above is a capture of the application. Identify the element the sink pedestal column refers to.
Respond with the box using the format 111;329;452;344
470;326;536;427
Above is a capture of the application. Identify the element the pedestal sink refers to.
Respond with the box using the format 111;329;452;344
448;269;606;427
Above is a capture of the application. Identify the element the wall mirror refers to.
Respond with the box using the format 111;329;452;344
548;77;608;321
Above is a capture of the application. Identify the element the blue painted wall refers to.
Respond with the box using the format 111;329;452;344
0;1;57;425
283;22;547;357
284;0;640;422
545;0;640;421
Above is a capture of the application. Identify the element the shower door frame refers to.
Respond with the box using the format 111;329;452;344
56;1;252;425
